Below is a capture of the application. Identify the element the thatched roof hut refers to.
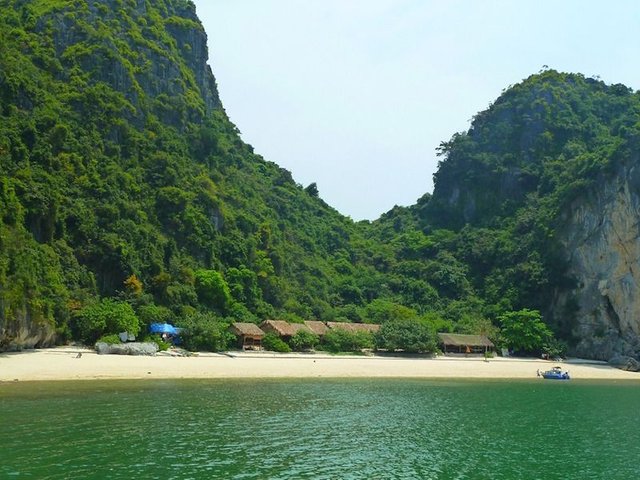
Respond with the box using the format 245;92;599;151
259;320;311;338
326;322;381;334
304;320;329;337
229;322;265;350
437;333;494;354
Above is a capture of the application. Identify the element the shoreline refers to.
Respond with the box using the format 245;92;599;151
2;347;639;382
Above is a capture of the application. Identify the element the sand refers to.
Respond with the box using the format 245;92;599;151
1;346;639;382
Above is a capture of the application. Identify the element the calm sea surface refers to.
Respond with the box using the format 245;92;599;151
1;378;639;479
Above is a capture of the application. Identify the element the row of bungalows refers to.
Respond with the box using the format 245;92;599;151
229;321;494;354
229;320;380;350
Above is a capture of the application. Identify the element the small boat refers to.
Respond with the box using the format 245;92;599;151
537;366;570;380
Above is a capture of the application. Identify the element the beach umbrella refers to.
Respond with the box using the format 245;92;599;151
150;323;178;335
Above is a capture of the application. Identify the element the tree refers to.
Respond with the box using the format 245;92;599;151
375;318;437;353
262;333;291;353
364;299;416;324
499;309;553;354
194;269;231;312
76;299;140;343
304;182;319;197
321;328;374;353
290;329;319;351
176;312;232;352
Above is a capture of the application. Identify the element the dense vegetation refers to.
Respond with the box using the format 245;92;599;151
1;1;639;356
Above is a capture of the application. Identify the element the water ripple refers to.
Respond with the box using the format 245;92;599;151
2;379;640;479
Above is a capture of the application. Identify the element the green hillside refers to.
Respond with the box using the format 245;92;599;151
0;0;378;347
374;70;640;347
2;1;639;357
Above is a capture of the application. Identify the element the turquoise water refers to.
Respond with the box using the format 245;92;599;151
1;379;639;479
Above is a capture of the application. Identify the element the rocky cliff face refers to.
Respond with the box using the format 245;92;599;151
30;0;222;124
555;159;640;360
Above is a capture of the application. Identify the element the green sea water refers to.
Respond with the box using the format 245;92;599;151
1;378;639;479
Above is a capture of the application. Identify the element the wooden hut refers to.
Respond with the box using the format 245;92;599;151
229;322;265;350
304;320;329;337
326;322;381;334
437;333;494;355
259;320;311;340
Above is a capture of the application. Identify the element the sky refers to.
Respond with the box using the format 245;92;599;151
192;1;640;221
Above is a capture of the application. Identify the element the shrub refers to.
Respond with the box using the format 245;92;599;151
142;335;171;352
262;333;291;353
542;337;568;359
96;334;122;345
321;328;374;353
76;299;140;344
375;318;437;353
289;329;319;351
176;312;232;352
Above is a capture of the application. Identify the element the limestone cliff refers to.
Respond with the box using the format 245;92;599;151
555;159;640;360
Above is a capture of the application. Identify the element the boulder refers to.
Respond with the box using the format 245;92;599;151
608;355;640;372
95;342;158;356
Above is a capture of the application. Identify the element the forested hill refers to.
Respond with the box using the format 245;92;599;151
2;2;640;360
0;0;377;346
373;71;640;360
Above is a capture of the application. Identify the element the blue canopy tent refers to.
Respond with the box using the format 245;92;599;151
149;323;180;335
149;323;182;345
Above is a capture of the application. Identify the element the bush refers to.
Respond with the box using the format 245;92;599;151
375;318;437;353
262;333;291;353
542;337;568;359
176;312;232;352
142;335;171;352
96;334;122;345
137;304;174;328
321;328;374;353
289;329;319;351
76;299;140;344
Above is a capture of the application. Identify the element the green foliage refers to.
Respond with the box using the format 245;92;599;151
289;329;319;351
262;332;291;353
541;337;568;359
321;328;374;353
498;309;553;354
136;304;174;328
143;334;171;352
364;299;417;324
96;333;122;345
176;312;232;352
194;269;231;312
76;299;140;344
375;318;437;353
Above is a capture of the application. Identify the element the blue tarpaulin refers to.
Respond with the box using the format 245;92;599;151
150;323;179;335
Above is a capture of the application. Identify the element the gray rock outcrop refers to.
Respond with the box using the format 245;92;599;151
553;160;640;360
95;342;158;356
608;355;640;372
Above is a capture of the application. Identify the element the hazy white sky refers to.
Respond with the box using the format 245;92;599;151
192;1;640;220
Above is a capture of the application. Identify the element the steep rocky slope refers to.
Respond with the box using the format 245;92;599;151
555;159;640;359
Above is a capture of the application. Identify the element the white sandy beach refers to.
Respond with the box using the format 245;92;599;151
2;347;639;382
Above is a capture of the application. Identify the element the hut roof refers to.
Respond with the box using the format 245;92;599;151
230;322;265;337
326;322;381;333
290;323;312;334
437;333;494;348
260;320;300;337
304;320;329;336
